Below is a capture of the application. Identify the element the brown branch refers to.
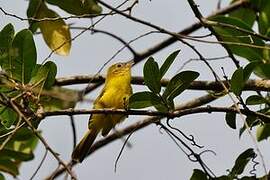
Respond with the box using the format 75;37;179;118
55;75;270;92
45;93;218;179
0;6;119;22
0;93;77;179
46;91;270;179
110;0;249;63
204;20;270;42
70;27;139;57
57;0;249;97
42;106;270;124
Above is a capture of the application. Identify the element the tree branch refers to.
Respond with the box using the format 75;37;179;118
42;106;270;123
55;75;270;92
45;93;218;179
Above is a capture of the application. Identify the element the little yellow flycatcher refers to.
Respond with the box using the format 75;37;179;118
72;61;133;162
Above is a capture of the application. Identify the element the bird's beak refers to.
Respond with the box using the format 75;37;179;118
126;60;135;67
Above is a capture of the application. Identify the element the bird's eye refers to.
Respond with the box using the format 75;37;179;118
117;64;122;68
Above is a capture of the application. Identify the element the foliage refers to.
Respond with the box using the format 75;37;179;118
1;0;270;179
0;24;78;178
129;50;199;112
27;0;101;55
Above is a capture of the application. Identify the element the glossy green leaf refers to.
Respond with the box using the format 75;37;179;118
225;111;236;129
0;159;19;177
229;1;256;28
3;29;37;84
0;24;15;76
143;57;161;93
239;115;259;138
210;15;270;78
0;107;18;128
243;61;260;82
30;61;57;90
190;169;208;180
246;95;268;105
27;0;41;32
0;24;14;49
0;149;34;161
231;67;244;96
46;0;102;15
230;148;255;178
257;0;270;35
160;50;180;78
256;124;270;141
9;127;34;142
210;16;265;62
18;134;39;152
209;15;270;78
128;91;165;109
163;71;199;101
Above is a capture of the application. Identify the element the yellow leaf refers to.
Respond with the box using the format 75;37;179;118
37;3;71;56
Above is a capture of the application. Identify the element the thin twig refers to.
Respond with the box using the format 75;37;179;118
6;98;76;179
30;149;48;180
186;0;239;67
114;131;135;172
70;116;77;150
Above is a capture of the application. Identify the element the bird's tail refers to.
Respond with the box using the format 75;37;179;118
72;128;98;162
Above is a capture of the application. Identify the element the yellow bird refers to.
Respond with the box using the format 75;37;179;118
72;61;133;162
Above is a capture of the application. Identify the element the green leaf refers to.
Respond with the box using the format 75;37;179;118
190;169;208;180
230;148;255;178
210;16;265;62
128;91;165;110
246;95;268;105
46;0;102;15
27;0;41;32
258;0;270;35
160;50;180;78
0;107;18;128
239;115;258;138
0;24;14;49
17;134;39;153
0;159;19;177
209;15;270;79
0;24;15;74
30;61;57;90
243;61;260;82
231;67;244;96
9;127;34;142
225;111;236;129
2;29;37;84
163;71;199;101
0;149;34;161
143;57;161;93
256;123;270;141
229;1;256;28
